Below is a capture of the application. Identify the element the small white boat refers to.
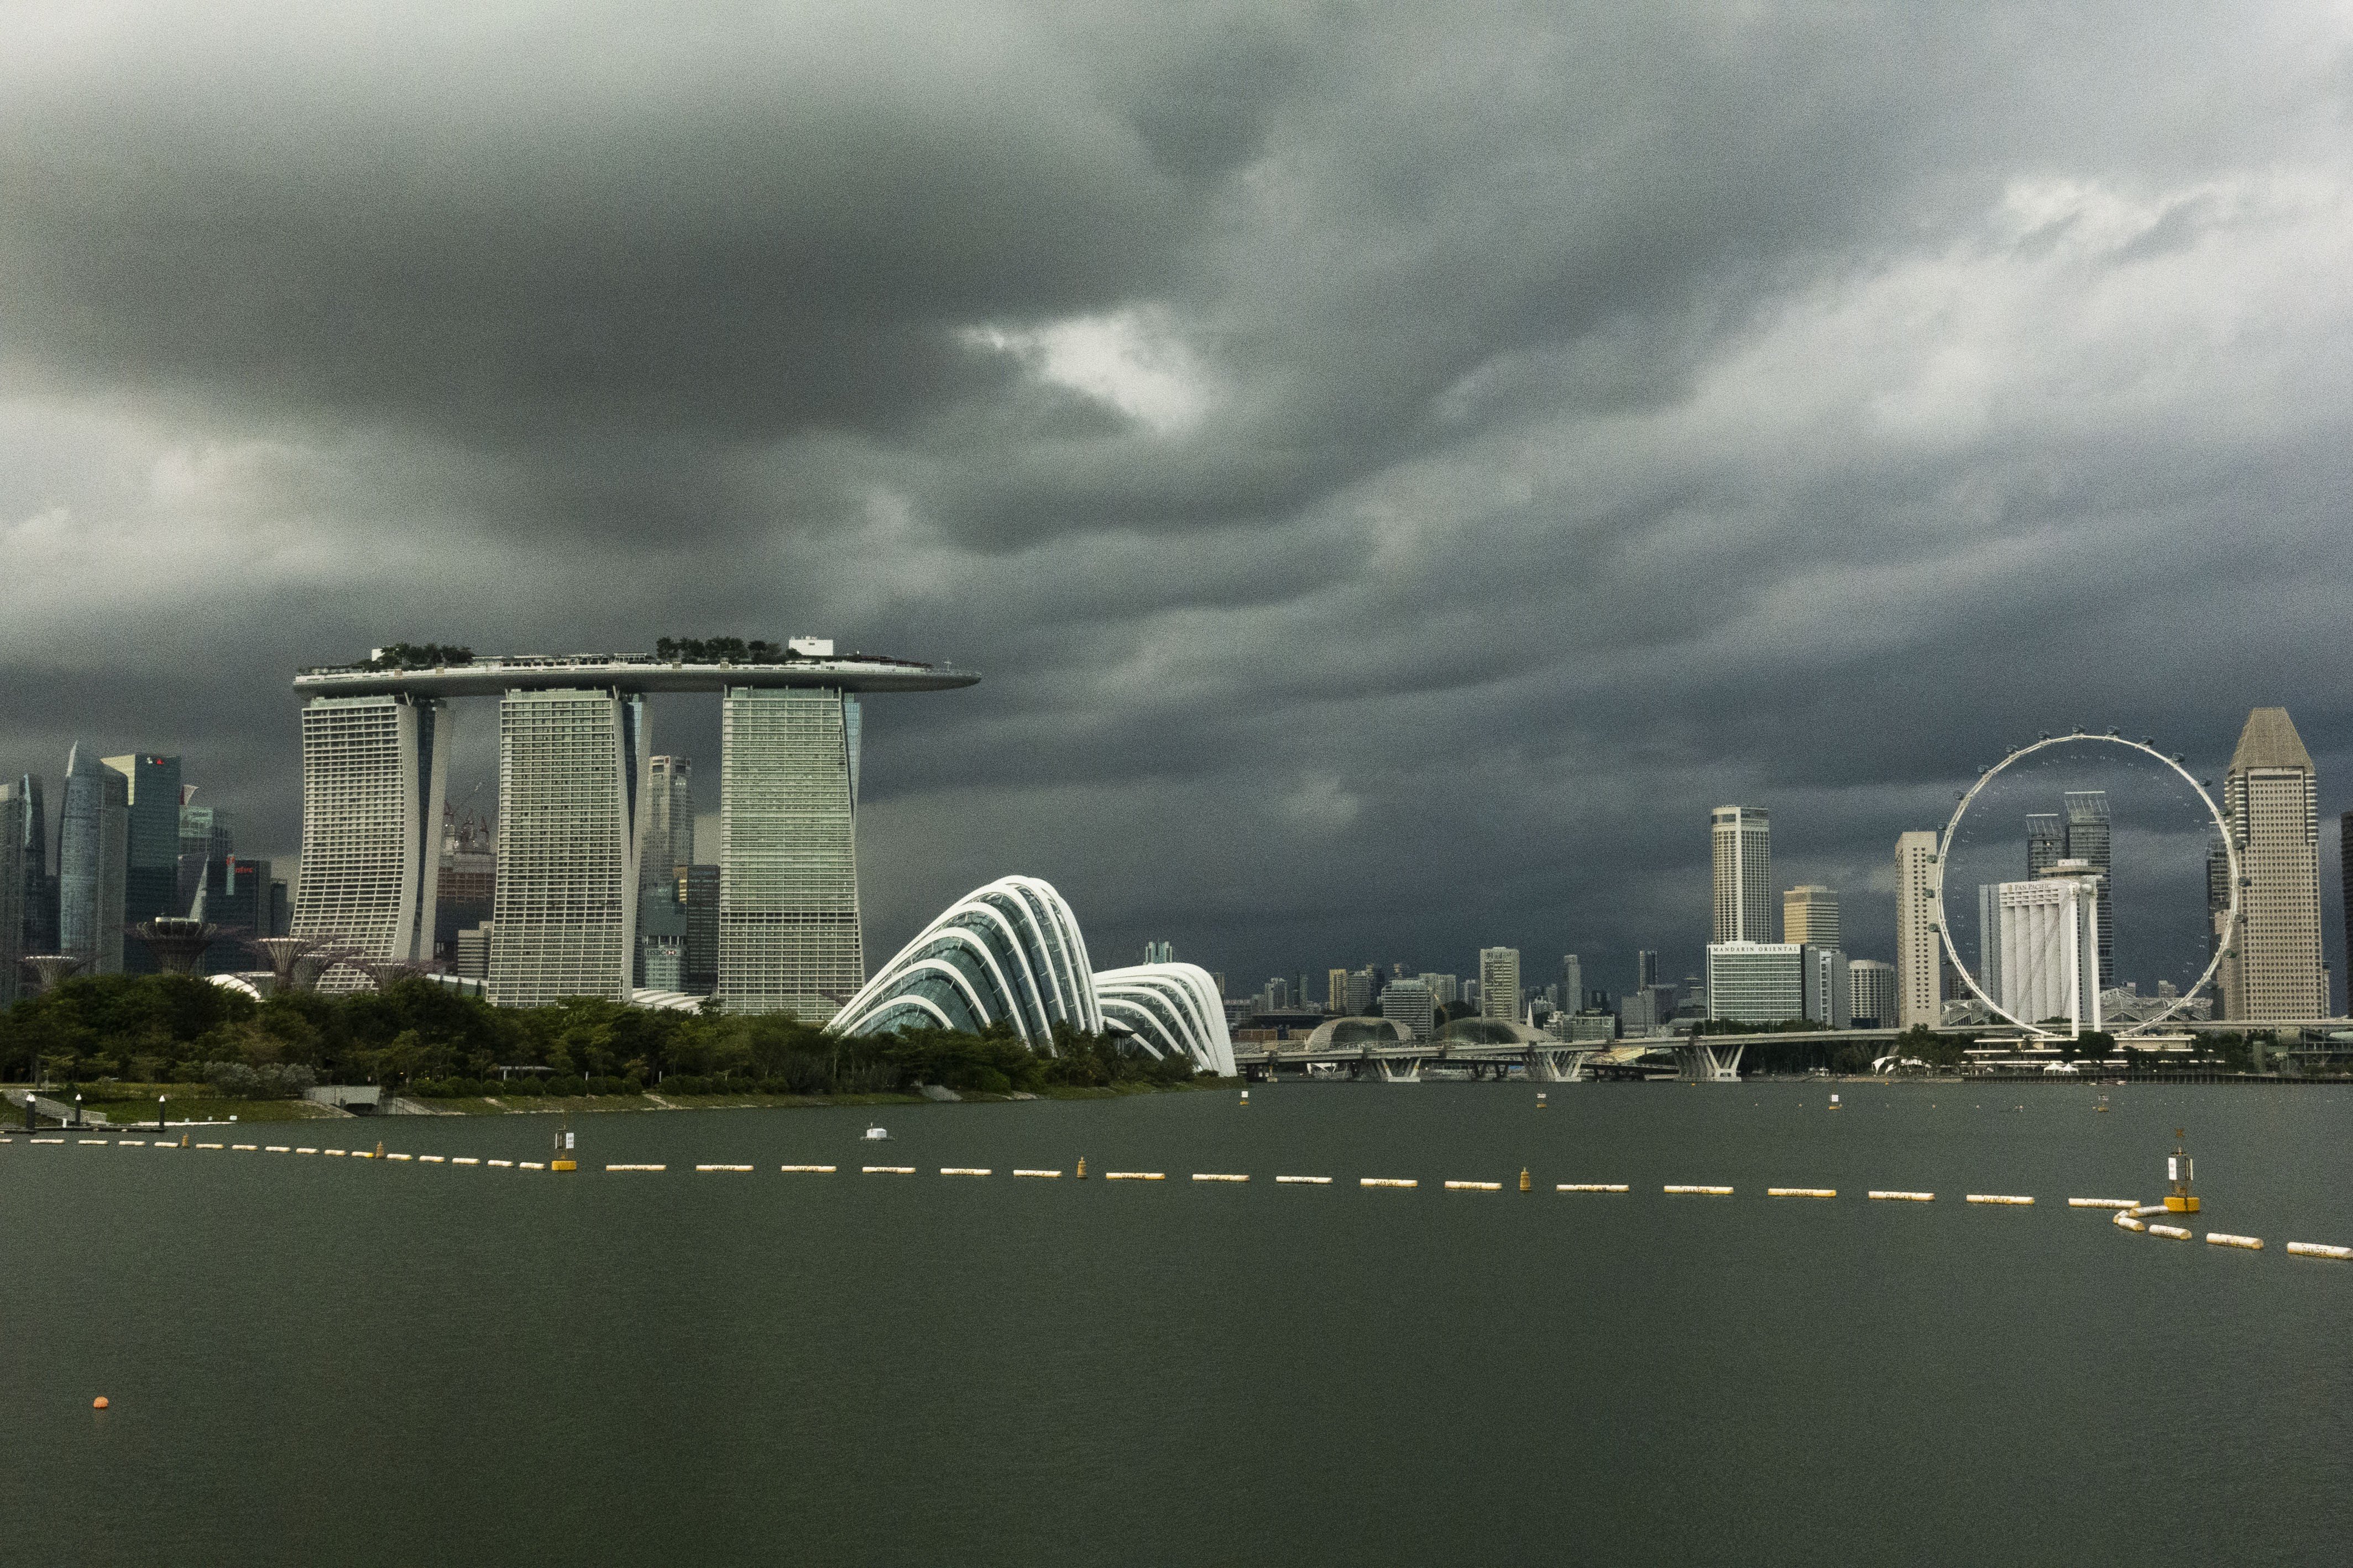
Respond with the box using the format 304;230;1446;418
862;1125;890;1141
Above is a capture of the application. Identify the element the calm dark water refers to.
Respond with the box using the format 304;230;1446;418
3;1081;2347;1567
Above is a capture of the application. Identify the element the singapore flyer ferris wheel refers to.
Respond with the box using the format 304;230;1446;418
1932;730;2237;1040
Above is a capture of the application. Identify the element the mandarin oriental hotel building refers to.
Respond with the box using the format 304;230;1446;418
290;647;976;1015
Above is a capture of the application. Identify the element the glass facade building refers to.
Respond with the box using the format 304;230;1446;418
718;686;864;1018
489;688;646;1007
103;753;181;972
292;695;449;990
59;743;129;974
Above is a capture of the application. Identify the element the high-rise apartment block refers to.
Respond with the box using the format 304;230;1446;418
59;743;129;974
1781;885;1839;950
1894;830;1941;1028
1559;955;1582;1016
291;696;449;988
489;689;646;1008
1478;947;1520;1022
1848;959;1896;1027
1327;966;1350;1013
1418;972;1459;1006
2219;707;2327;1020
1712;806;1772;943
718;686;862;1018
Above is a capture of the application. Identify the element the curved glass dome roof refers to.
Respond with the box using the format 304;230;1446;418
828;878;1235;1076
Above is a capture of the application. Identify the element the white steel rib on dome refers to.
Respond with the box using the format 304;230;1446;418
830;876;1099;1044
1092;963;1235;1077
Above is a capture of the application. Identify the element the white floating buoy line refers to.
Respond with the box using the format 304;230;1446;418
11;1134;2346;1270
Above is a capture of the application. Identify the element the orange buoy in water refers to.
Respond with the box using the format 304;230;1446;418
92;1396;109;1410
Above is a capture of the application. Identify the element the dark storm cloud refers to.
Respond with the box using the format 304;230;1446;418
5;1;2353;997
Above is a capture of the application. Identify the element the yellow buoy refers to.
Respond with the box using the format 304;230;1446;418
1519;1168;1533;1193
2163;1128;2199;1213
1075;1155;1087;1179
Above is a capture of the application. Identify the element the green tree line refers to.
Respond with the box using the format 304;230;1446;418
0;974;1203;1100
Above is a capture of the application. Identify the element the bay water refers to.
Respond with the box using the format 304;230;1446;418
3;1081;2347;1565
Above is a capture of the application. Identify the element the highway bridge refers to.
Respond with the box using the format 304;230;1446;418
1233;1018;2353;1084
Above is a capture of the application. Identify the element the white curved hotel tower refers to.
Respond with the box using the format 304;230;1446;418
291;648;975;1008
289;695;448;990
832;875;1236;1076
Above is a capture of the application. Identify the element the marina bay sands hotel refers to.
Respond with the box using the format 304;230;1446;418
289;644;977;1016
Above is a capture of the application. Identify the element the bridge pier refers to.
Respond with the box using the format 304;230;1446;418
1524;1047;1598;1082
1671;1042;1744;1082
1375;1056;1424;1083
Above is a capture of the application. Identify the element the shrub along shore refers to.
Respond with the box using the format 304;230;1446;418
1;973;1210;1114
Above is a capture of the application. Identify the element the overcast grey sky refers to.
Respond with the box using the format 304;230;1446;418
4;2;2349;998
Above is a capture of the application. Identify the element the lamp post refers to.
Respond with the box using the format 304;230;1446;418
157;1095;167;1134
72;1093;82;1129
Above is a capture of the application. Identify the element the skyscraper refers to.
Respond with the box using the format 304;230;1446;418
1560;955;1581;1016
2219;707;2326;1020
2026;813;2064;879
1711;806;1772;943
2341;810;2353;1016
1145;940;1174;964
102;753;182;970
1781;885;1839;949
2062;792;2113;987
291;695;449;987
1327;966;1350;1013
1478;947;1520;1022
489;688;646;1007
682;863;720;992
1635;948;1659;989
1895;830;1940;1027
718;686;863;1018
0;782;24;1005
59;743;128;974
15;772;53;958
644;755;694;890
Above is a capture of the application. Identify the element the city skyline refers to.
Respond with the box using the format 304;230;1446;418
7;9;2353;995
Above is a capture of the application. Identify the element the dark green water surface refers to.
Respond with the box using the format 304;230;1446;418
2;1081;2347;1566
